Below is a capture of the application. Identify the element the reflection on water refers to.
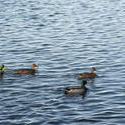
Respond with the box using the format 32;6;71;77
0;0;125;124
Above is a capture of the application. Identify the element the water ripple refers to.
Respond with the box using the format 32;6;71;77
0;0;125;124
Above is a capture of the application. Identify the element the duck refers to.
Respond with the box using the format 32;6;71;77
77;67;96;80
0;64;8;75
14;64;38;75
64;80;88;95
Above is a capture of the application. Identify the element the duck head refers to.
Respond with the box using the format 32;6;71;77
81;80;89;87
0;64;8;71
31;64;38;69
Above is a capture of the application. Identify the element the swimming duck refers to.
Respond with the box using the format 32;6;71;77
0;64;8;75
64;80;88;95
77;67;96;79
14;64;38;75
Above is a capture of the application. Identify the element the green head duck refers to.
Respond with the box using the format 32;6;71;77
0;64;8;71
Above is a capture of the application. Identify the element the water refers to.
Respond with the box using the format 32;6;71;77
0;0;125;124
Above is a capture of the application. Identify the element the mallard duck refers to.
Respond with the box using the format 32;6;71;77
14;64;38;75
77;67;96;79
0;64;8;75
64;80;88;95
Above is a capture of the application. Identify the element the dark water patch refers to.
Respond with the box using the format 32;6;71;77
7;114;24;120
24;85;43;90
92;116;125;120
73;118;101;123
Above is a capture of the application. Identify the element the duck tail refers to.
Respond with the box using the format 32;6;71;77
64;87;70;94
64;90;68;94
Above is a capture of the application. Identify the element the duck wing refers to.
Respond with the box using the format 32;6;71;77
78;72;96;79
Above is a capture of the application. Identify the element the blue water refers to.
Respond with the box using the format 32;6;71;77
0;0;125;124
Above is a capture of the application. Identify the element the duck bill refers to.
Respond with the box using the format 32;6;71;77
3;66;8;69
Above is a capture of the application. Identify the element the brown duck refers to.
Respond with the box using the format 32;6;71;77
14;64;38;75
0;64;8;75
77;67;96;79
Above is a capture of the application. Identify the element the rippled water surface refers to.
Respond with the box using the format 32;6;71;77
0;0;125;124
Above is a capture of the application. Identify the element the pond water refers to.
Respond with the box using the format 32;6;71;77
0;0;125;124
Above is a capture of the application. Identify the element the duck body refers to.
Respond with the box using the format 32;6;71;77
64;86;87;95
77;67;96;79
14;69;36;75
64;80;88;95
78;72;96;79
0;71;4;75
14;64;38;75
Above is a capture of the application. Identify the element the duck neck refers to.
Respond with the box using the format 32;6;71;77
31;66;34;69
90;69;94;73
81;83;86;88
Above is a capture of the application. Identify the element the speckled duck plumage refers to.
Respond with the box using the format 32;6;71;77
64;80;88;95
